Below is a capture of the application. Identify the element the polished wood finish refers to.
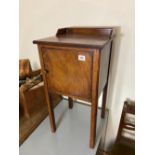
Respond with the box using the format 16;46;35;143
33;27;116;148
42;46;93;100
38;46;56;132
90;50;100;148
33;27;116;49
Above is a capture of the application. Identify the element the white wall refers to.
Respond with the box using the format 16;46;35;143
20;0;134;151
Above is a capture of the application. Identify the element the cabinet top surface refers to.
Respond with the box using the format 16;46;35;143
33;27;117;49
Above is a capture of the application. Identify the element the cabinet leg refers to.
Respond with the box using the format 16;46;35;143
68;97;73;109
38;47;56;133
47;93;56;132
101;84;107;118
89;99;98;148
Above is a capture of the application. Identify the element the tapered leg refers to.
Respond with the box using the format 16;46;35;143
89;50;99;148
89;98;98;148
101;84;108;118
68;97;73;109
38;47;56;132
47;93;56;132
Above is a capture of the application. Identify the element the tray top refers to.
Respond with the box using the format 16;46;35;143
33;27;117;49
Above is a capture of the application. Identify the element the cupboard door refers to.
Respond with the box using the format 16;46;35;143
42;47;93;100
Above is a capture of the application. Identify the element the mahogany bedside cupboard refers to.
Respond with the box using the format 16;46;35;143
33;27;116;148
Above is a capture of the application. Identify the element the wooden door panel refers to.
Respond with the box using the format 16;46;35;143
42;47;93;100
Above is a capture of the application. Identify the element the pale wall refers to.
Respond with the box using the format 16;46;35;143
20;0;134;151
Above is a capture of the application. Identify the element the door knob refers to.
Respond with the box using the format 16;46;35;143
44;69;49;74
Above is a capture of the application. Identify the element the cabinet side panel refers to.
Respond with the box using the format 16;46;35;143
98;42;112;96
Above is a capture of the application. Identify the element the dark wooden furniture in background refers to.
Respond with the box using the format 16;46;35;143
19;59;62;145
109;100;135;155
33;27;117;148
19;84;62;145
19;59;42;118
